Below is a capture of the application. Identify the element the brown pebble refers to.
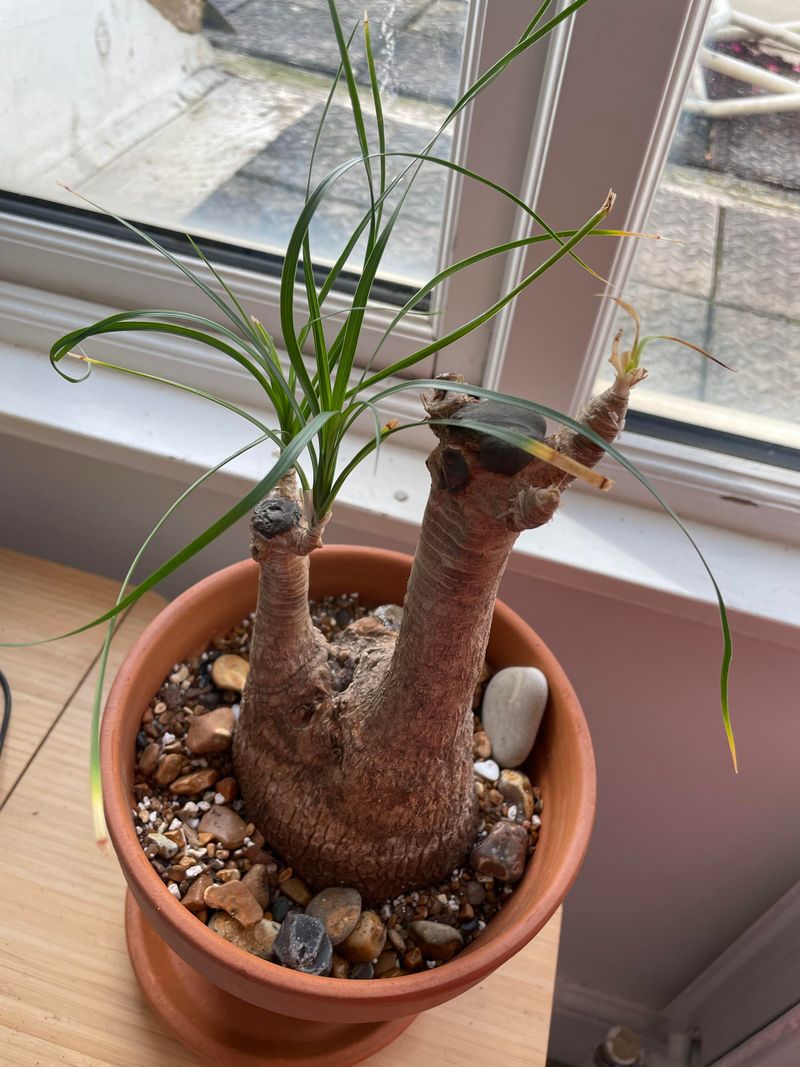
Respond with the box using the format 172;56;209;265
280;877;312;907
137;742;160;777
332;953;350;979
241;864;270;909
388;928;406;953
203;881;263;928
403;946;423;970
465;880;485;906
374;950;400;977
340;911;386;963
182;873;213;913
408;920;464;962
186;706;235;755
208;913;280;959
472;731;492;759
198;805;248;849
306;887;362;946
171;768;219;796
217;868;241;883
215;777;239;804
155;752;186;786
498;769;535;819
470;821;529;883
211;654;249;692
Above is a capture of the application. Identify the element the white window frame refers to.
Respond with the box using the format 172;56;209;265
493;0;800;543
1;0;798;544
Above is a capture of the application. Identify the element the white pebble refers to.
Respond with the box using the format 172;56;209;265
148;811;158;823
473;758;500;783
197;800;211;811
232;704;241;721
531;814;542;829
181;802;199;815
168;818;181;831
185;864;204;879
507;805;518;820
482;666;548;767
162;732;176;745
189;818;200;829
214;793;226;805
167;883;182;897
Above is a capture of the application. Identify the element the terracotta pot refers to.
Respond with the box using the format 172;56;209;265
102;546;596;1065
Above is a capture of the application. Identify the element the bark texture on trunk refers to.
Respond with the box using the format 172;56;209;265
234;367;643;901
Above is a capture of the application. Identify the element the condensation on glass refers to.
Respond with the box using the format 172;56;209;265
1;0;470;287
603;0;800;451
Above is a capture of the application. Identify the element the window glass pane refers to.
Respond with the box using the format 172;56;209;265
602;0;800;453
1;0;470;288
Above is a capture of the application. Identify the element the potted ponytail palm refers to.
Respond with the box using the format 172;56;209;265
26;1;735;1063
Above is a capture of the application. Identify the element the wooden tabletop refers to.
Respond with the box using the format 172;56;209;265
0;548;561;1066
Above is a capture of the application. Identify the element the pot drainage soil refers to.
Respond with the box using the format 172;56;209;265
131;595;543;979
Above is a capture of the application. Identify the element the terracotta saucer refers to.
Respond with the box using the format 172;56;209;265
125;892;417;1066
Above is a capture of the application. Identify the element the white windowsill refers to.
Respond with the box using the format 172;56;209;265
3;341;799;649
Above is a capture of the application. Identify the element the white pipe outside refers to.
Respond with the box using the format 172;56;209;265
685;90;800;115
700;46;800;93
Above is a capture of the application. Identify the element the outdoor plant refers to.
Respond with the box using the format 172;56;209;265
21;0;734;905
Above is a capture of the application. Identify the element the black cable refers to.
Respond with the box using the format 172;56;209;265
0;668;11;758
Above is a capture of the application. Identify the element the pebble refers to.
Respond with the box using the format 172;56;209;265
349;961;374;980
470;821;529;883
473;758;500;783
332;954;350;979
305;887;362;946
371;604;403;631
272;896;291;922
171;769;219;796
340;910;386;963
211;654;249;692
215;777;239;803
241;864;270;908
182;873;213;913
198;805;248;849
481;666;548;767
203;881;264;928
186;706;235;755
217;869;241;883
147;832;179;860
209;913;281;960
374;950;400;977
273;913;333;976
137;742;160;777
472;731;492;759
408;920;464;961
498;769;535;819
280;877;312;907
154;752;185;786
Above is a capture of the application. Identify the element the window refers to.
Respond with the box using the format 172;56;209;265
0;0;570;382
602;0;800;467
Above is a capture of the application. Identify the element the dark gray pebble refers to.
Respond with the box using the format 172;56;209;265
273;913;333;976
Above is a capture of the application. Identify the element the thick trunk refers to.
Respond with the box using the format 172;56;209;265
234;369;642;901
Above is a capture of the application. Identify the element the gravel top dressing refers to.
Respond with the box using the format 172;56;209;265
132;595;543;979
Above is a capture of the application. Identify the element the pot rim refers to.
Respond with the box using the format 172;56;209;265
102;546;595;1012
